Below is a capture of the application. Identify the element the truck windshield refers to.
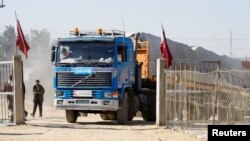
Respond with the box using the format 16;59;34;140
57;41;114;65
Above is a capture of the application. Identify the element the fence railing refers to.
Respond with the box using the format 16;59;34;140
0;61;15;124
0;56;25;125
156;59;250;129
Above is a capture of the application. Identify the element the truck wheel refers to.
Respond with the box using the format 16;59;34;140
128;89;136;121
107;112;117;120
117;91;129;123
65;110;78;123
100;114;109;120
140;89;156;122
141;103;156;122
141;95;156;121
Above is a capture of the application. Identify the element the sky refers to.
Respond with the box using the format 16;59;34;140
1;0;250;58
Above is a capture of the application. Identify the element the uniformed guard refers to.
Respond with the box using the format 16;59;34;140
30;79;45;117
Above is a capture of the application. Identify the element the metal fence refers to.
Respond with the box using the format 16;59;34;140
163;60;250;129
0;61;15;125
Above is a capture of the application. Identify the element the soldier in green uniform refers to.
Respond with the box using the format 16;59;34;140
30;79;45;117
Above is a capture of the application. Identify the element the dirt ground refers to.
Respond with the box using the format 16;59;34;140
0;103;207;141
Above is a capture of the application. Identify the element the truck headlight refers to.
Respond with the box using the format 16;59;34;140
104;92;112;98
57;91;64;97
57;100;63;105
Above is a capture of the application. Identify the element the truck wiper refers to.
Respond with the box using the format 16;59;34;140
71;72;96;87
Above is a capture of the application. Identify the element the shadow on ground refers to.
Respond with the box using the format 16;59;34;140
27;120;157;131
0;133;43;136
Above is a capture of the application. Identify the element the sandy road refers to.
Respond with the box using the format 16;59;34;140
0;105;207;141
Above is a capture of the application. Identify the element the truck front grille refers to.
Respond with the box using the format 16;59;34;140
57;72;112;88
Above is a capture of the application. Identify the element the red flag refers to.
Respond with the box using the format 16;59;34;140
16;19;30;58
160;24;173;67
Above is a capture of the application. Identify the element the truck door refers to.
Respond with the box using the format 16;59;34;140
117;44;129;88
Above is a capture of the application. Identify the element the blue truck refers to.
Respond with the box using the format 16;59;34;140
51;28;156;123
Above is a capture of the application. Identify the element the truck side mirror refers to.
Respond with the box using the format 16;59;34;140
51;46;56;62
51;51;55;62
51;45;56;50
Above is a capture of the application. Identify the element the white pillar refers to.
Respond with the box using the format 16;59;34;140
156;58;166;126
14;55;25;124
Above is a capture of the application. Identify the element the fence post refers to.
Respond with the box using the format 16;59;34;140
156;58;166;126
212;67;220;125
13;55;25;124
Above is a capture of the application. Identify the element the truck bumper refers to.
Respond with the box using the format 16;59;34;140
54;98;119;111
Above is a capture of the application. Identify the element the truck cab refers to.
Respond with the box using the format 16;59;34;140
51;29;138;123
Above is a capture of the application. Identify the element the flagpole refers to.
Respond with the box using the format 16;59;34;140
15;11;18;56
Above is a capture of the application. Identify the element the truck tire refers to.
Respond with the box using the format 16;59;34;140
100;114;109;120
117;91;129;123
140;89;156;122
142;111;155;121
100;113;116;120
66;110;78;123
107;112;117;120
141;100;156;122
128;89;136;121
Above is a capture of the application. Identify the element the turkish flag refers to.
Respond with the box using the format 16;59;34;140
16;19;30;58
160;25;173;67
